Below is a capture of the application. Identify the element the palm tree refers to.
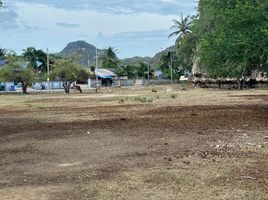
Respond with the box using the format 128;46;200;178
158;52;172;78
116;64;136;78
100;47;120;69
158;51;183;80
169;14;193;44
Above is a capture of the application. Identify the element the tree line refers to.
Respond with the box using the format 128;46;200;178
1;0;267;91
0;47;156;94
168;0;268;89
0;48;90;94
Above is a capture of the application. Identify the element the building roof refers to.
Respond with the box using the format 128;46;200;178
96;68;117;79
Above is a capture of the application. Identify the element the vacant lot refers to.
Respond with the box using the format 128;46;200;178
0;85;267;200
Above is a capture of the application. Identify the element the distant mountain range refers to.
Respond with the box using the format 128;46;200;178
58;40;175;68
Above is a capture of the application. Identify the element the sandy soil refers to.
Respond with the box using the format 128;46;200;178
0;85;267;200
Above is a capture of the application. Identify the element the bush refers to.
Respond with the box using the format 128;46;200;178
133;96;153;103
171;94;177;99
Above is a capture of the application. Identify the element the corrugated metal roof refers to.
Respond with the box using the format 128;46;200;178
96;68;116;77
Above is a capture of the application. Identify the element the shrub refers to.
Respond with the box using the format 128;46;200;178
133;96;153;103
171;94;177;99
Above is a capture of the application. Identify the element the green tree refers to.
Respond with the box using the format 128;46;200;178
0;54;35;94
158;52;170;76
100;47;120;69
196;0;268;89
136;62;154;79
176;32;199;72
116;65;136;79
51;58;89;93
158;51;182;80
0;48;7;59
23;47;47;72
169;14;193;44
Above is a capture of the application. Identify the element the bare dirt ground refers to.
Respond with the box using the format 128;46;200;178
0;85;267;200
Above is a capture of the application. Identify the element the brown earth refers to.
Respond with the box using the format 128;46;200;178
0;86;267;199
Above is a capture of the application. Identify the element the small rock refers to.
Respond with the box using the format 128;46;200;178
168;158;172;162
118;99;124;104
183;161;190;165
166;88;173;93
152;89;157;93
264;136;268;140
164;143;168;145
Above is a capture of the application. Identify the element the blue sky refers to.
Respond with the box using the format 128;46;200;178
0;0;197;58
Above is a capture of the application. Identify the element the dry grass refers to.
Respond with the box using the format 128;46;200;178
0;85;267;200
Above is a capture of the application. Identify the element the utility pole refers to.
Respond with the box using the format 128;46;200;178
170;51;173;84
147;64;150;86
46;48;50;93
95;45;98;92
87;52;90;72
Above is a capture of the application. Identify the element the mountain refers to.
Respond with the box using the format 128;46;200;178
121;45;175;68
58;40;104;67
58;40;175;68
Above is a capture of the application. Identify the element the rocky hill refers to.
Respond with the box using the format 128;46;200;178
58;40;175;68
58;40;104;67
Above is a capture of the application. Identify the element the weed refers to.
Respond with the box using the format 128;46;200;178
171;94;177;99
134;96;153;103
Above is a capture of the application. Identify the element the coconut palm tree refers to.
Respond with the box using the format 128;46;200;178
158;51;173;78
100;47;120;69
169;14;193;44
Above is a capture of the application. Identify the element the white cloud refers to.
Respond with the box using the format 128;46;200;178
0;1;197;58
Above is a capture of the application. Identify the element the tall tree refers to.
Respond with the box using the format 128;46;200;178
196;0;268;89
176;32;199;72
100;47;120;69
23;47;47;72
136;62;154;79
158;51;182;80
169;14;193;44
115;65;136;78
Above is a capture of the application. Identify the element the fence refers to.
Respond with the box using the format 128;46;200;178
32;81;64;90
88;79;181;88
